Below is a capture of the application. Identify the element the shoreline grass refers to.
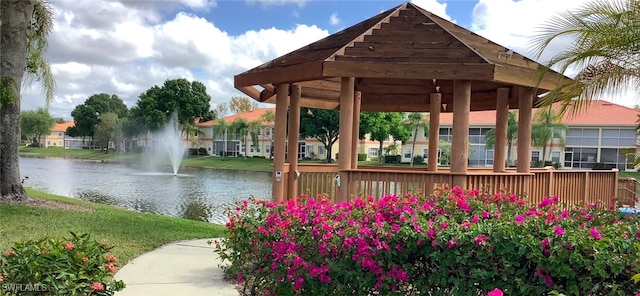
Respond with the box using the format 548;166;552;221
0;188;225;264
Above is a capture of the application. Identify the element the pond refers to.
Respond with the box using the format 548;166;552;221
19;157;272;224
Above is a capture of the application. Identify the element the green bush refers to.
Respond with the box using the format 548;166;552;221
412;155;424;164
216;188;640;296
357;154;367;161
384;155;401;163
0;232;125;295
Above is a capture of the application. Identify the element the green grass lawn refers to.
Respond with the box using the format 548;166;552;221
0;188;225;264
181;156;275;172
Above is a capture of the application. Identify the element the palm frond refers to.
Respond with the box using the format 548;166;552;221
23;0;55;107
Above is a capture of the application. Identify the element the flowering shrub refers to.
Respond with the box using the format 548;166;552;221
0;232;125;295
216;185;640;295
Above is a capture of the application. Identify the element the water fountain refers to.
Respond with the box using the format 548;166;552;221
157;114;186;176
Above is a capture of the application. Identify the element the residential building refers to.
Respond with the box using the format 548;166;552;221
44;121;74;148
402;101;639;170
196;108;398;161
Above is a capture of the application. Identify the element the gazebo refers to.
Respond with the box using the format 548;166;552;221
234;2;619;206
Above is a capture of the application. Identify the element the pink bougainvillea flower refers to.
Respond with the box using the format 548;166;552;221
482;211;491;219
488;288;503;296
541;238;550;248
91;283;104;291
5;249;15;257
440;222;449;230
446;240;457;248
471;215;479;223
590;227;604;240
237;273;244;283
82;257;89;264
553;225;565;236
0;276;3;283
515;215;525;225
64;242;75;250
474;234;488;245
107;254;118;262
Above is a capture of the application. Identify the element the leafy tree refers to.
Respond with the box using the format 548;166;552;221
300;108;340;163
21;108;55;146
229;118;249;159
404;112;429;167
531;0;640;115
133;78;211;132
212;118;228;158
259;110;275;159
94;112;118;154
69;93;128;140
531;107;567;166
214;103;229;118
360;112;411;166
1;0;54;200
248;120;262;156
485;111;518;167
228;96;258;114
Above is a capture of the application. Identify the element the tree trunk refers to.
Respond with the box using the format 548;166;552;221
325;142;332;163
506;141;513;167
410;127;418;167
0;0;36;201
377;141;383;166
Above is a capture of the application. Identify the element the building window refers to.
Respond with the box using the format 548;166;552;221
58;132;63;136
58;141;62;146
439;128;452;142
566;128;599;146
47;141;51;146
250;145;255;153
422;148;428;159
551;151;560;163
266;128;271;136
602;129;636;147
369;148;379;157
318;146;325;155
265;144;270;154
241;145;246;153
403;148;411;159
531;151;541;162
256;144;261;153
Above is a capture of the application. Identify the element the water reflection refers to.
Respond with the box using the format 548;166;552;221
19;157;272;223
76;190;119;206
179;195;214;222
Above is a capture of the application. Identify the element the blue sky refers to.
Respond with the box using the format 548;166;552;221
22;0;633;119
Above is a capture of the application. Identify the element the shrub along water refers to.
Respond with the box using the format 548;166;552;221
216;185;640;295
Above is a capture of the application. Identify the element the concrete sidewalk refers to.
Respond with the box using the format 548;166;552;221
114;239;238;296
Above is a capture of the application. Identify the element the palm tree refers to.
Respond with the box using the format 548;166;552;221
404;112;429;167
485;111;519;167
531;0;640;115
1;0;54;200
531;107;567;166
229;118;249;159
212;118;228;158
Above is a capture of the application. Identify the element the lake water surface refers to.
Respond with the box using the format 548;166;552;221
19;157;272;224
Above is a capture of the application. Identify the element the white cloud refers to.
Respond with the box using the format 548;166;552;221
411;0;453;22
22;0;328;119
329;13;340;26
467;0;637;107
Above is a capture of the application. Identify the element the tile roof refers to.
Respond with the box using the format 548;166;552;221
52;121;75;132
196;108;275;127
438;100;638;126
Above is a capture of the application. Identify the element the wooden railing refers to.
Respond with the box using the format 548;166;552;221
290;164;619;208
618;177;638;207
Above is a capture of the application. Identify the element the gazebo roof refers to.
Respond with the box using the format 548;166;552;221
234;2;572;112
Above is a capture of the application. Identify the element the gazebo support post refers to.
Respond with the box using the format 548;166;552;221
337;77;355;202
493;88;509;172
450;80;471;188
287;84;301;200
428;93;441;171
272;83;289;202
517;87;533;173
351;91;361;170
